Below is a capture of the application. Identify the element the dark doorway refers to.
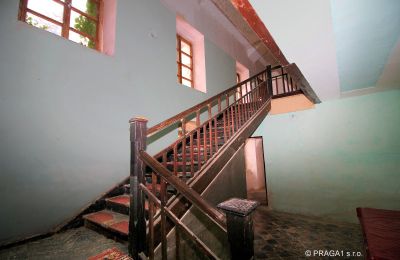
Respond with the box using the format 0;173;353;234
244;136;268;205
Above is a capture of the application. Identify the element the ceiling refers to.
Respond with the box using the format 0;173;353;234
248;0;400;101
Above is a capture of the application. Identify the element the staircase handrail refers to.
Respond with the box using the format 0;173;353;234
146;65;279;137
129;65;274;259
140;150;227;230
151;74;270;162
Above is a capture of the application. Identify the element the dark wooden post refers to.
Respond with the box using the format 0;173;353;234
266;65;273;98
217;198;260;260
129;117;148;259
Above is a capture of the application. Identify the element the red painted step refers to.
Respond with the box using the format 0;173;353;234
105;194;155;211
83;210;129;236
110;221;129;235
106;195;130;207
123;183;161;193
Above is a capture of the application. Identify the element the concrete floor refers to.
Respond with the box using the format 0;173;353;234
0;206;364;259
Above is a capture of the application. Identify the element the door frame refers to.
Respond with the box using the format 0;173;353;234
245;136;268;205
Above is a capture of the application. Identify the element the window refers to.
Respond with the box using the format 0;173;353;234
176;16;205;92
236;61;249;83
18;0;103;50
177;34;194;88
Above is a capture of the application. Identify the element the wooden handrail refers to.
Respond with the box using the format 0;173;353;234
140;183;219;259
130;66;274;258
147;67;269;137
139;150;227;231
151;77;269;160
129;63;319;258
271;64;321;103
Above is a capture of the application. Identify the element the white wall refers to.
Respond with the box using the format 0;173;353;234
162;0;266;75
0;0;254;244
250;0;341;100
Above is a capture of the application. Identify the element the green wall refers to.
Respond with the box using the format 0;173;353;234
254;90;400;223
330;0;400;91
0;1;236;244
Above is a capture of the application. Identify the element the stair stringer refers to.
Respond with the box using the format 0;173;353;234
150;99;271;248
155;142;248;259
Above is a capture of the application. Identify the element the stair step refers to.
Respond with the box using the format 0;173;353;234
166;166;200;173
105;194;159;214
105;195;130;215
124;183;177;196
165;161;200;166
123;183;161;193
191;139;225;145
176;151;213;159
165;161;200;172
183;143;224;150
123;183;130;194
106;195;130;207
182;146;220;152
83;210;129;236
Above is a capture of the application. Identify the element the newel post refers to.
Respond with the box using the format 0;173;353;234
217;198;260;260
129;117;148;258
266;65;273;97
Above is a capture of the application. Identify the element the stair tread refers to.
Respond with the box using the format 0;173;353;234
165;161;201;165
83;210;129;236
106;195;130;207
124;183;161;192
106;194;158;212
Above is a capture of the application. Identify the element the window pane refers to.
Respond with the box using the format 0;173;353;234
69;30;92;48
180;40;191;55
71;11;97;47
181;53;191;67
72;0;98;17
182;66;192;80
182;78;192;88
26;12;62;35
27;0;64;23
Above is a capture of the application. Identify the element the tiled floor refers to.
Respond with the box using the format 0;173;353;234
0;228;128;260
0;207;364;259
253;205;364;259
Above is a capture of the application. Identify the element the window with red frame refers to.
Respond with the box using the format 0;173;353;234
18;0;103;50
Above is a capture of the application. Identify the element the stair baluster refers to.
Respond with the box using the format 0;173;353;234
83;64;314;259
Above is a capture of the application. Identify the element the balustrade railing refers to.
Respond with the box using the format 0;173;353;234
150;71;271;183
129;65;277;259
271;65;302;98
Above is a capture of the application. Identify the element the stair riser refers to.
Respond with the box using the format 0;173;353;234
84;220;128;242
124;183;177;196
190;139;225;146
166;164;200;172
106;201;130;215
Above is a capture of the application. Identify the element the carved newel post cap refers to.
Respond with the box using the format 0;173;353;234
129;116;148;123
217;198;260;217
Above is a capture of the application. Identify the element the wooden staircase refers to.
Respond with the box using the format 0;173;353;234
79;65;303;258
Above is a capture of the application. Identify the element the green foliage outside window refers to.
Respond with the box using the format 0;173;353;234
74;1;98;49
26;16;49;30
